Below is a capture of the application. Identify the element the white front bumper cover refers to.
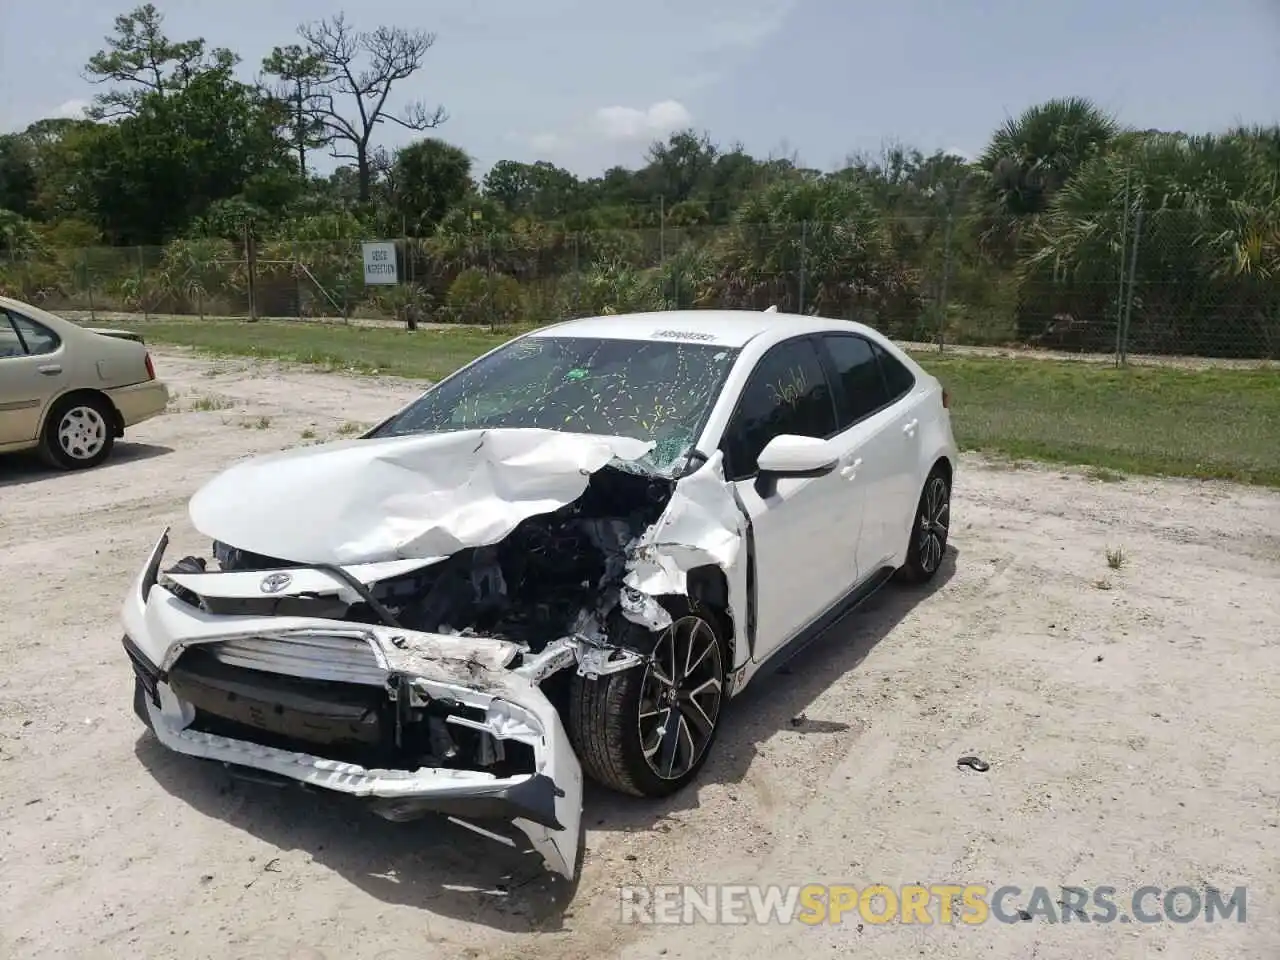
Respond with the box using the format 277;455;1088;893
121;531;585;880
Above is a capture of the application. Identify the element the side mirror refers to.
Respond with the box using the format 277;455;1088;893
756;434;838;478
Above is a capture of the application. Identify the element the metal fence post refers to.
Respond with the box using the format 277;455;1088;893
798;220;808;315
1113;172;1132;367
572;233;581;316
293;241;303;320
1119;208;1144;365
83;249;96;322
487;233;495;332
245;223;258;322
658;195;666;263
137;246;148;319
938;211;954;353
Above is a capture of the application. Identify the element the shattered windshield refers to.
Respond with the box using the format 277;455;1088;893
371;335;739;472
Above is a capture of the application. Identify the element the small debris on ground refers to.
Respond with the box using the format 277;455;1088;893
956;756;991;773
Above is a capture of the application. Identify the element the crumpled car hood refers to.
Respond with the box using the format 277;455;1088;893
188;428;654;566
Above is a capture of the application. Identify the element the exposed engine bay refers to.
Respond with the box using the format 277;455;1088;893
154;466;678;777
166;466;676;648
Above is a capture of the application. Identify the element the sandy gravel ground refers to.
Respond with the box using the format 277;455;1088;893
2;350;1278;960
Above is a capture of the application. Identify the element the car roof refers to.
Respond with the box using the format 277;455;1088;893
0;296;75;331
528;309;881;349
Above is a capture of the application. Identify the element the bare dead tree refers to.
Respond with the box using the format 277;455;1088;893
296;14;447;202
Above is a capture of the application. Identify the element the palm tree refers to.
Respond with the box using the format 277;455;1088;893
1020;128;1280;356
704;176;920;330
975;97;1119;262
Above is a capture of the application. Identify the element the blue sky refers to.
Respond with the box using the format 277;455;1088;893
1;0;1277;177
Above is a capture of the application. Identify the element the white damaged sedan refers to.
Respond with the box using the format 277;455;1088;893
121;309;957;879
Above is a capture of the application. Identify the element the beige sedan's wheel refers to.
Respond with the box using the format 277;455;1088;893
39;395;116;470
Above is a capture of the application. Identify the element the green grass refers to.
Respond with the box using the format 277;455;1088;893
89;318;1280;487
94;318;516;382
923;355;1280;486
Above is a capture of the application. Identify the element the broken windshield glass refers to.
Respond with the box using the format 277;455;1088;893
371;335;740;472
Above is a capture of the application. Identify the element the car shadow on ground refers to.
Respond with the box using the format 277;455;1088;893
587;546;960;831
133;546;958;933
134;734;581;932
0;442;172;488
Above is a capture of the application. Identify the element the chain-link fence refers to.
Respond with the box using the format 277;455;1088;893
1;210;1276;361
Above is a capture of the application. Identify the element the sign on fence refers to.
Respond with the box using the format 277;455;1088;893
361;241;398;285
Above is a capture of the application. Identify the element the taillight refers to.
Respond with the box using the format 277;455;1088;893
144;352;156;380
941;387;950;409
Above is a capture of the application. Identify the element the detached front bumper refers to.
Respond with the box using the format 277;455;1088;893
121;532;583;879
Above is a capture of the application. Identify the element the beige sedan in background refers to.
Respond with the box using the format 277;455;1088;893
0;296;170;470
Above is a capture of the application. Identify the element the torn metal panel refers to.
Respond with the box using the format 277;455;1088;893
621;451;747;634
124;558;584;878
188;428;654;566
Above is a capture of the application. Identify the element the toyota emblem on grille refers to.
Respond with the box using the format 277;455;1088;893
260;572;292;593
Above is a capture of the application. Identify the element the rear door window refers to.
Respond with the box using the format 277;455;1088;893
6;312;61;356
0;313;25;358
819;333;892;428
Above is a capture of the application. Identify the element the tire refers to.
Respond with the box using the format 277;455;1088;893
567;598;728;798
898;466;951;583
39;393;116;470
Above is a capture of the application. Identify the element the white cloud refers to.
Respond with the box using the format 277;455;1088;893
942;146;974;162
592;100;693;142
53;98;89;119
513;100;696;174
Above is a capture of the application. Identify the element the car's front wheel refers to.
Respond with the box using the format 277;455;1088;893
39;393;116;470
567;599;727;798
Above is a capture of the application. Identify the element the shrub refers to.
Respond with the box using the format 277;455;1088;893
445;267;523;326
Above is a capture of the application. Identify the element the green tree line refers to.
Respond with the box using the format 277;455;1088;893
1;4;1277;357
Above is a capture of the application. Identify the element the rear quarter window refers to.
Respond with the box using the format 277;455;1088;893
873;343;916;402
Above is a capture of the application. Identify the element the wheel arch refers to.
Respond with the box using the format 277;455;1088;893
39;387;124;439
630;568;737;664
683;564;739;661
930;454;953;485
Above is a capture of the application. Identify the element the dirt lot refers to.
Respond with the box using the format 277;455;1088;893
2;350;1278;960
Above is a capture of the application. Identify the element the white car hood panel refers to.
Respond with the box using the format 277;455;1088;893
189;428;654;566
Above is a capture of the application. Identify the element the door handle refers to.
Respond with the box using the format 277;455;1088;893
839;457;862;480
903;418;918;437
38;364;62;376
